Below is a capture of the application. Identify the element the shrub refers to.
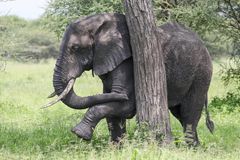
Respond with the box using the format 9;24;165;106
210;90;240;113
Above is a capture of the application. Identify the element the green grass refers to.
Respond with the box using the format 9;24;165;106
0;59;240;160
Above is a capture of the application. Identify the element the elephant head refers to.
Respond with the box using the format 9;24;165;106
44;13;131;109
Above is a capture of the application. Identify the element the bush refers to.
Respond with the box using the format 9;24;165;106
210;90;240;113
222;56;240;85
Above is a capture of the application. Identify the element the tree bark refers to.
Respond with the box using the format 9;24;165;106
124;0;172;141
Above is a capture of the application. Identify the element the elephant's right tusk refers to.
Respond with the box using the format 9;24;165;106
41;79;75;109
47;92;57;98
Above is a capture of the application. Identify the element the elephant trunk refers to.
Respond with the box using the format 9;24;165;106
50;58;128;110
62;88;129;109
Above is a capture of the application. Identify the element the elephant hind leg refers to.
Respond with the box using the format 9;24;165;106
180;82;208;146
169;104;183;126
106;117;126;143
180;103;203;146
169;103;201;146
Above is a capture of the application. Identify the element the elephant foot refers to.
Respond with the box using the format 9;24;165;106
184;124;199;147
185;135;199;147
71;122;93;141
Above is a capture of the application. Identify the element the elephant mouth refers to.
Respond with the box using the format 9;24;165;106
42;79;75;109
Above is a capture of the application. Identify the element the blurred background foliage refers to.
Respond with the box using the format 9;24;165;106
43;0;124;37
0;16;58;63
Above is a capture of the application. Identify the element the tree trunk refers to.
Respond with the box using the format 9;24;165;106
124;0;172;142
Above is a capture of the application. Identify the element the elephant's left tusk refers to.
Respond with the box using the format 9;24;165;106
41;79;75;109
47;92;57;98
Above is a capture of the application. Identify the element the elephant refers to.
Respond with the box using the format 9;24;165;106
45;13;214;146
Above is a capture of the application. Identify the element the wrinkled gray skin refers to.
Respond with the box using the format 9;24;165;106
53;13;213;146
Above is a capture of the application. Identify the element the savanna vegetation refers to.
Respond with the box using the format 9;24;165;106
0;0;240;159
0;16;58;63
0;60;239;160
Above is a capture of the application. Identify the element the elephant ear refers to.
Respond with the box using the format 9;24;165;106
93;20;132;76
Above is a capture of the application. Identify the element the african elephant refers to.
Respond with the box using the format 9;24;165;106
45;13;214;146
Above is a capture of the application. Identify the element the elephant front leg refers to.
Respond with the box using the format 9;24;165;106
106;117;126;143
71;101;131;141
71;106;101;140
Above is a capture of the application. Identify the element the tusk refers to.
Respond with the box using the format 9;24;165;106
47;92;57;98
41;79;75;109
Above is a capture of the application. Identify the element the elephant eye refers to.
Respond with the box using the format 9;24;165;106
70;45;80;52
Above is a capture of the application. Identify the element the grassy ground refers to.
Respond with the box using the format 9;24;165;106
0;59;239;160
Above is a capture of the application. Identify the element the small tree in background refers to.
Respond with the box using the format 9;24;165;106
218;0;240;86
44;0;123;38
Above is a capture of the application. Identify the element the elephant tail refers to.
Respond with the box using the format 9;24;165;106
205;96;214;134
